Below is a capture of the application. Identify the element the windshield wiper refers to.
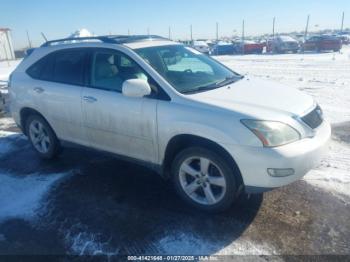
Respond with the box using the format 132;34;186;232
182;75;243;94
215;75;243;87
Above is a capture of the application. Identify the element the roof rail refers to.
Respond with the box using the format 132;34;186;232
40;36;117;47
41;35;168;47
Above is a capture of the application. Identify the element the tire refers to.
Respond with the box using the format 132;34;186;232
171;147;238;212
25;114;61;159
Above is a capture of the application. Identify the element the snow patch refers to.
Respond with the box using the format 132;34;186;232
63;224;118;256
155;231;275;255
0;117;15;130
304;140;350;200
0;60;21;82
0;171;69;223
0;117;18;133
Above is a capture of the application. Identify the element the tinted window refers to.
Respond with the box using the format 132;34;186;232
27;49;86;85
27;56;48;79
53;50;86;85
40;54;54;80
91;50;148;93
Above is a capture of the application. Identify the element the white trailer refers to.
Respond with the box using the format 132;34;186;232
0;28;15;61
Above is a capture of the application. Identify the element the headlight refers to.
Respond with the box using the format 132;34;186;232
241;120;301;147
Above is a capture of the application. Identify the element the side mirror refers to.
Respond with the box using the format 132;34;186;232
122;79;151;98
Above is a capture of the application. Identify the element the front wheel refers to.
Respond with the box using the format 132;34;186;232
25;114;61;159
171;147;238;212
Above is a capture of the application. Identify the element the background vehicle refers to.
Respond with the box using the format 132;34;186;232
302;35;342;52
191;40;210;54
210;41;235;55
10;35;330;212
233;40;264;54
267;35;299;53
336;34;350;45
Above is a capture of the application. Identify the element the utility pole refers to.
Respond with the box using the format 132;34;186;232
147;27;150;36
242;19;245;54
304;15;310;41
216;22;219;41
272;17;275;38
190;24;193;42
341;11;345;33
26;30;32;48
168;26;171;40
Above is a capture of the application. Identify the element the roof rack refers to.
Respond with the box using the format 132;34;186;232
41;35;168;47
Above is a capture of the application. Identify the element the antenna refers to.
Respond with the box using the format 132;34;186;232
41;32;48;42
26;30;32;48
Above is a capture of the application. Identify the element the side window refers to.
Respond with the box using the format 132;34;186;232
53;50;86;85
27;49;86;85
27;56;49;79
91;50;148;93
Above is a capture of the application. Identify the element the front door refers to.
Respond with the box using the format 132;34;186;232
81;49;158;163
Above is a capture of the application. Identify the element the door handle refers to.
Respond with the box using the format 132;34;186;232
33;87;44;93
83;96;97;103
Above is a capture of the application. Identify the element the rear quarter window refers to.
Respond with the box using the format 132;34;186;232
26;49;87;86
26;56;48;79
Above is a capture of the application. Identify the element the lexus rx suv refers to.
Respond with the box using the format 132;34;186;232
9;35;330;212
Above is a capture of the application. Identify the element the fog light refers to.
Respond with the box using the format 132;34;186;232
267;168;295;177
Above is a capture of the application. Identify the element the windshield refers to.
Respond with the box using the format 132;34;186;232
135;45;242;94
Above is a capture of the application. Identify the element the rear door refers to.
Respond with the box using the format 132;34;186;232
81;48;158;163
27;48;88;145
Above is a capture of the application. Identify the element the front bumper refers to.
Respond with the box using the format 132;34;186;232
223;121;331;193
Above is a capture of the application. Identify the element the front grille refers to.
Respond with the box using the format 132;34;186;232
301;105;323;129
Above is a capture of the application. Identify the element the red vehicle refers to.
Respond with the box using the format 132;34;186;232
302;35;342;52
234;41;264;54
244;41;265;54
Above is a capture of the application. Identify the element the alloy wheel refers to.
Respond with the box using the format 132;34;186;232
178;156;227;205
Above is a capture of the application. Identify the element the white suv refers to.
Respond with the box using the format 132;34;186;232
9;35;330;212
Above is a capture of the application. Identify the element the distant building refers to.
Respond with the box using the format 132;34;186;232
0;28;15;60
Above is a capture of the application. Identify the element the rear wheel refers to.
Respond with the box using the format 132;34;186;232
171;147;238;212
25;114;60;159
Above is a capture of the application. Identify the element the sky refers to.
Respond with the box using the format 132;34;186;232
1;0;349;49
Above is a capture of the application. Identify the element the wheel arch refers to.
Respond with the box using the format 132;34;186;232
162;134;243;186
20;107;50;136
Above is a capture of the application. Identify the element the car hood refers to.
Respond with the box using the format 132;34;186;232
187;77;314;117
